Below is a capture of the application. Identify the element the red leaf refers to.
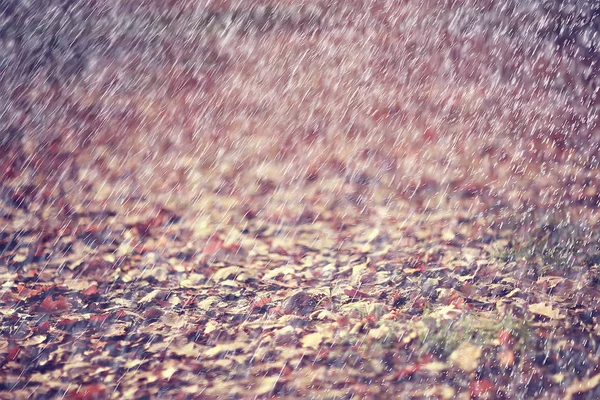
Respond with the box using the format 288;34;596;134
57;318;79;326
203;237;224;255
37;321;51;332
268;306;284;315
365;314;378;326
181;297;196;308
38;295;71;313
5;346;21;362
54;296;71;311
37;296;56;312
17;284;41;299
497;329;514;348
336;315;350;327
156;299;171;307
90;313;111;324
394;354;433;380
82;286;98;296
344;289;371;298
412;297;429;312
67;384;107;400
470;379;495;398
251;297;271;311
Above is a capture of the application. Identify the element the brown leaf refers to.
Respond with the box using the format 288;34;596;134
38;295;71;313
143;307;163;319
281;290;319;315
250;296;271;312
344;288;371;299
82;285;98;296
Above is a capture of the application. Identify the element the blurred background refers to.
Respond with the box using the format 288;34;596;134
1;0;599;248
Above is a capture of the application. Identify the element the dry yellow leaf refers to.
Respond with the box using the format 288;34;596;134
529;302;563;319
160;365;178;380
12;253;27;262
197;296;221;311
449;342;482;372
204;320;219;335
139;289;161;304
441;229;456;241
17;334;46;346
422;362;449;373
212;266;240;282
301;332;323;350
205;342;245;358
368;325;392;340
250;376;280;396
565;373;600;400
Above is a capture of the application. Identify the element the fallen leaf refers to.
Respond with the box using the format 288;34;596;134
263;266;295;280
67;383;107;400
301;332;323;350
212;266;241;282
537;276;567;290
251;296;271;312
143;307;163;319
275;326;297;345
36;321;51;332
565;374;600;400
203;237;224;254
5;346;21;362
470;379;495;398
350;262;368;286
90;313;111;324
17;334;46;346
368;325;392;340
421;361;448;373
38;295;71;313
431;304;463;320
57;317;79;326
497;329;514;347
394;355;433;380
82;286;98;296
139;290;162;304
250;375;280;396
160;365;178;380
529;302;563;319
366;302;388;319
205;342;245;358
441;229;456;241
449;342;482;372
197;296;221;311
498;350;514;368
281;290;318;315
344;288;371;299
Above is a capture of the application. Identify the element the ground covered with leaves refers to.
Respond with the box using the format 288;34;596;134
2;0;600;399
